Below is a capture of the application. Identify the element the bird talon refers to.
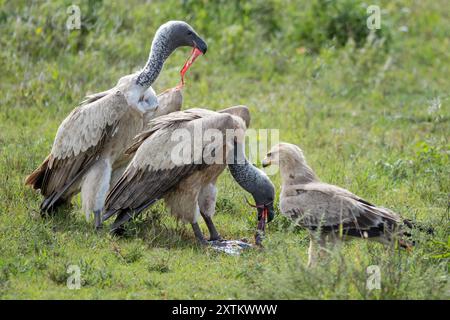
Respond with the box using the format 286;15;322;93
209;235;223;242
198;238;210;246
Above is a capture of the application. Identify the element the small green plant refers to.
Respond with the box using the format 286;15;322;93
0;264;15;294
0;0;448;300
216;197;240;215
375;158;413;181
292;0;390;53
47;263;68;285
147;259;171;274
429;237;450;260
112;243;144;264
143;278;162;289
122;245;144;264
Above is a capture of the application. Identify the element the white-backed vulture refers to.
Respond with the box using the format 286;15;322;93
262;143;415;266
25;21;207;228
103;106;275;244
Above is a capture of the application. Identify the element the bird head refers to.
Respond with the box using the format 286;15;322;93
262;143;305;168
158;20;208;54
155;21;207;85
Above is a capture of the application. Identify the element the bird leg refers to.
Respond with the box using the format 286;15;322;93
307;233;328;267
200;211;222;241
191;222;208;245
80;158;111;229
307;237;318;268
94;210;102;230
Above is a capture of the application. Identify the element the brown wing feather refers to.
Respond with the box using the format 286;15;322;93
104;163;205;231
283;184;401;237
104;110;216;221
104;110;243;231
26;91;130;212
38;122;119;212
25;155;51;190
125;108;216;155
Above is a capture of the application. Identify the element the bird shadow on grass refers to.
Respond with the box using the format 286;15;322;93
33;203;246;252
30;203;204;252
106;208;202;250
31;204;95;234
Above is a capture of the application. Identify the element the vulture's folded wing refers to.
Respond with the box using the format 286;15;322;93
124;108;217;155
79;74;136;106
25;91;131;211
282;182;401;237
104;110;244;231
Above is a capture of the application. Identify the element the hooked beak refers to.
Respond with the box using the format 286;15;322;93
193;38;207;55
179;45;204;87
262;157;271;168
267;206;275;223
257;206;275;223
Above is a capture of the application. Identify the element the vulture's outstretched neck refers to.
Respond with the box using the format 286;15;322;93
136;28;174;87
228;142;274;204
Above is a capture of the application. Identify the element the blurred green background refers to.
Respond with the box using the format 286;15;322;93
0;0;448;299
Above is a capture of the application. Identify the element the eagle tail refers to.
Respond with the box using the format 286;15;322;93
403;218;434;235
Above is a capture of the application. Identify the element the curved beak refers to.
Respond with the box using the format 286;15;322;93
179;41;205;86
257;203;275;223
262;157;271;168
194;37;208;55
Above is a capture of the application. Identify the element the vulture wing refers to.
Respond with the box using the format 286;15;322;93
104;110;244;231
25;91;132;212
281;182;401;237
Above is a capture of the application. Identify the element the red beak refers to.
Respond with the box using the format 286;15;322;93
178;47;203;87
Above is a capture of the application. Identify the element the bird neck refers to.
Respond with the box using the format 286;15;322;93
228;142;272;204
229;157;258;195
136;32;175;87
279;157;318;185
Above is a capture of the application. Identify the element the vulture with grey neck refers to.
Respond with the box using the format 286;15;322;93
25;21;207;229
103;106;275;244
262;143;417;266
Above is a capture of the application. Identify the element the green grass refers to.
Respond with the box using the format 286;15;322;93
0;0;448;299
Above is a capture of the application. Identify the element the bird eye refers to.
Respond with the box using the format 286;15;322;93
267;152;272;157
187;31;193;36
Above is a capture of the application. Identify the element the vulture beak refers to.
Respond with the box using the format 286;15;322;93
179;46;204;86
194;37;208;55
178;38;208;88
255;202;274;246
178;36;207;86
262;157;271;168
267;204;275;223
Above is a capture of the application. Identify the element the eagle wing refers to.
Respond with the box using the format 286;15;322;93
281;182;401;237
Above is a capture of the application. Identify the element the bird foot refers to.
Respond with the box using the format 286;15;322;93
197;238;210;246
191;222;209;246
208;239;228;247
209;234;223;242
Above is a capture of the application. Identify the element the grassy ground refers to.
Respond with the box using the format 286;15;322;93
0;0;448;299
